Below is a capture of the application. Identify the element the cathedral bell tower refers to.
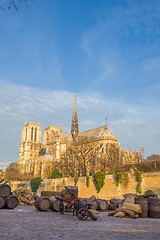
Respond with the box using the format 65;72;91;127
71;92;79;139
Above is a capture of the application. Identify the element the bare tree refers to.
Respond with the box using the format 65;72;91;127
57;147;79;177
43;161;55;179
146;154;160;161
73;141;99;176
5;162;33;180
5;162;22;180
57;141;99;177
57;142;140;177
0;0;33;11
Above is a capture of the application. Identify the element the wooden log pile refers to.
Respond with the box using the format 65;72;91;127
35;187;108;213
0;182;19;209
13;189;36;205
35;196;51;211
79;196;108;211
34;187;160;219
41;191;61;198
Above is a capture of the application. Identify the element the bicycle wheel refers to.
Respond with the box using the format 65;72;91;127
59;202;65;214
76;208;88;220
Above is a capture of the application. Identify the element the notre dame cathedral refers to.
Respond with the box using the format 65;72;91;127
17;93;139;178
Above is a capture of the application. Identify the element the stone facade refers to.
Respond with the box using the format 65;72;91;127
10;172;160;199
17;93;139;178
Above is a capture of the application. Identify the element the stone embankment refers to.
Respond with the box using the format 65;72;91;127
10;172;160;199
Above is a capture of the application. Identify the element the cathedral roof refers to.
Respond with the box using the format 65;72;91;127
77;125;117;141
59;132;73;142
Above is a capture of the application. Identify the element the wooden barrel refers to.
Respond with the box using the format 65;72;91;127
79;198;88;206
78;198;98;210
41;191;61;198
79;198;87;202
0;184;11;197
88;199;98;210
148;198;160;218
61;186;78;200
50;197;61;212
135;198;148;218
6;195;19;209
96;199;108;211
108;203;117;211
0;196;6;209
35;197;50;211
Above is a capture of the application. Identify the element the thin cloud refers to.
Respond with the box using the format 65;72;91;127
0;81;159;170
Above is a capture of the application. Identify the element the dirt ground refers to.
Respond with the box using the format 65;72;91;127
0;205;160;240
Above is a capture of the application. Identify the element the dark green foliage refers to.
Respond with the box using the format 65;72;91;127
86;176;89;187
137;183;141;193
136;172;142;193
94;172;105;193
115;172;123;186
30;177;42;193
74;177;78;186
51;169;62;179
136;172;142;182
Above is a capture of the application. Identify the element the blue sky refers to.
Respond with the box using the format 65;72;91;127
0;0;160;169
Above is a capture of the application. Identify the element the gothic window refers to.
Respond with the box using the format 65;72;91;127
25;129;27;141
31;127;34;141
102;147;104;154
100;143;103;149
35;128;37;142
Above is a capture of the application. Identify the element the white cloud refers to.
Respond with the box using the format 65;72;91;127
0;80;159;169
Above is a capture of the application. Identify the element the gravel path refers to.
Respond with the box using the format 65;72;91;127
0;205;160;240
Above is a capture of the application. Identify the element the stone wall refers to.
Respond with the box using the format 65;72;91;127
10;172;160;199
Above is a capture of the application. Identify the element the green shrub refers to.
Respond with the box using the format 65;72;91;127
115;172;123;186
136;172;142;182
86;176;89;187
136;172;142;193
94;172;105;193
137;183;142;193
30;177;42;193
51;169;62;179
74;177;78;186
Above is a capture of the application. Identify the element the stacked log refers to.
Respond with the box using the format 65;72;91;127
35;196;51;211
78;197;108;211
0;183;19;209
13;189;36;205
61;186;78;200
148;198;160;218
0;196;6;208
41;191;61;198
96;199;108;211
0;183;11;197
6;194;19;209
50;197;61;212
135;198;148;218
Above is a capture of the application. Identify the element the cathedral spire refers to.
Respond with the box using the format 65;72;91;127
71;91;79;139
74;91;77;114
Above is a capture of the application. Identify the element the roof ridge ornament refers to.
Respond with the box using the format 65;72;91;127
105;117;107;128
